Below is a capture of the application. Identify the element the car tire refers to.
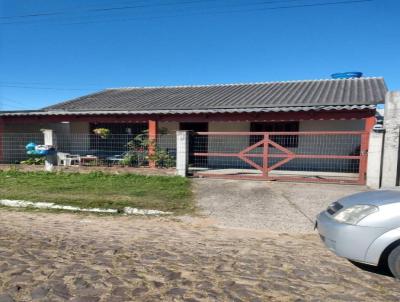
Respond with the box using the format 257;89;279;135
388;244;400;278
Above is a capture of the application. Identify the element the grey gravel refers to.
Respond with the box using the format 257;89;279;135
193;178;369;233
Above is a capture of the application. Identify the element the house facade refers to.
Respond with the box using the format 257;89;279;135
0;77;388;181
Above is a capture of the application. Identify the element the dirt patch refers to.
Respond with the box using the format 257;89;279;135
192;178;368;233
0;164;175;176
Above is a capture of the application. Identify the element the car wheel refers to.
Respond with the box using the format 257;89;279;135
388;244;400;278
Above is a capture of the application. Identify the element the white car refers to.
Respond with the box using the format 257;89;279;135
316;190;400;278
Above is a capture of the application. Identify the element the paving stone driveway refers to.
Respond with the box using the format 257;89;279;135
1;210;400;301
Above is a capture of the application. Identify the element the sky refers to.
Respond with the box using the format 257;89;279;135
0;0;399;111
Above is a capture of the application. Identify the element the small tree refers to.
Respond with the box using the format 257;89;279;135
122;130;175;168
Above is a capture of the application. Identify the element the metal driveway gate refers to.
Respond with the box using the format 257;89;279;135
191;131;369;184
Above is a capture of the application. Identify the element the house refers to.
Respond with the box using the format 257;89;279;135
0;77;388;182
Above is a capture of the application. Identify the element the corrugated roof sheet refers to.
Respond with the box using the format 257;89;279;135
0;104;376;117
42;77;387;113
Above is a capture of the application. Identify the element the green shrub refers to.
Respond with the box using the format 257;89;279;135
20;157;45;165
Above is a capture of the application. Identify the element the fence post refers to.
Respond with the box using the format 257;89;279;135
42;129;56;172
0;118;3;164
176;130;189;177
366;129;385;188
381;91;400;188
148;119;157;168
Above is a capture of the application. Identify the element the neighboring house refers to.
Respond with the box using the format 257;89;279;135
0;77;388;173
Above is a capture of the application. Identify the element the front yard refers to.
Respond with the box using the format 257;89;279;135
0;174;399;300
0;170;194;214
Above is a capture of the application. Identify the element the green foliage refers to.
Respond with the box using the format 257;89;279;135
149;148;176;168
93;128;111;139
120;131;148;167
120;152;141;167
20;157;45;165
124;131;175;168
0;171;194;214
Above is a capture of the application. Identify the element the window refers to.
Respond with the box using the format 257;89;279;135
89;123;147;152
90;123;147;135
250;121;299;148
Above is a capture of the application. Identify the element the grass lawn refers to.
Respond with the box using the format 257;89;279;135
0;171;194;214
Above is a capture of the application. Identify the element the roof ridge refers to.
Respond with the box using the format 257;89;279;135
106;77;384;90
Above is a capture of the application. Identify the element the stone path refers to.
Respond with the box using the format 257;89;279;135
0;210;399;301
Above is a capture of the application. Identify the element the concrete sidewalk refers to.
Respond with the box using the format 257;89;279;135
193;178;369;233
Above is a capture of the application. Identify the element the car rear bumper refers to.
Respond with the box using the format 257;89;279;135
316;212;387;265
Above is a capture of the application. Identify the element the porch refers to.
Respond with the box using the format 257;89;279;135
0;109;374;185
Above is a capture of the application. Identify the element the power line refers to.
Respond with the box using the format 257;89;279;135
0;101;28;110
0;0;371;26
0;81;106;88
0;0;219;21
54;0;376;27
0;0;153;19
0;96;27;107
0;85;100;91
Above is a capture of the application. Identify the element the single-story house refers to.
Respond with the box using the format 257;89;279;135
0;77;388;179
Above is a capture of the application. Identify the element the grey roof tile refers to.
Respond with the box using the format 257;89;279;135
37;77;386;113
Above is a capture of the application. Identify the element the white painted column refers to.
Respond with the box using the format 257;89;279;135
381;91;400;188
366;130;384;189
176;131;189;177
42;129;56;172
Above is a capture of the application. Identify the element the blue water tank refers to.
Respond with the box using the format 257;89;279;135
331;72;363;79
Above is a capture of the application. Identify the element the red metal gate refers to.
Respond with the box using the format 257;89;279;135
191;131;369;184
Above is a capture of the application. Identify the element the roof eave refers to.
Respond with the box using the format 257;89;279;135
0;105;376;117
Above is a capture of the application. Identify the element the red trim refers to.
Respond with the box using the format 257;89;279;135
364;116;376;132
357;116;376;184
148;120;157;168
194;152;361;160
192;173;360;184
192;131;367;185
197;131;367;135
1;109;375;124
262;134;269;177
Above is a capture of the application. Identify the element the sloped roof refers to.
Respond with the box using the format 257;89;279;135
41;77;386;113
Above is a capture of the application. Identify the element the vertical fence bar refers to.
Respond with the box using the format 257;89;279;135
0;119;3;163
262;133;269;177
358;132;370;185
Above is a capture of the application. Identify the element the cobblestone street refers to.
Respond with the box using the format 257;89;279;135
0;210;399;301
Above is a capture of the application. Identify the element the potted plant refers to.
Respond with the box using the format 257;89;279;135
93;128;111;139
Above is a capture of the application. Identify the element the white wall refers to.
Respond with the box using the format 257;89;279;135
158;121;179;134
50;121;90;155
4;122;70;134
294;120;365;172
207;122;250;167
300;120;364;131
